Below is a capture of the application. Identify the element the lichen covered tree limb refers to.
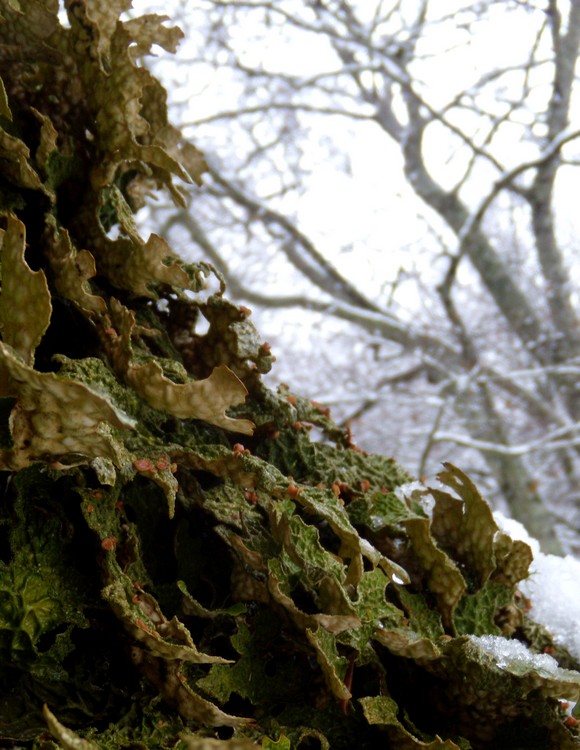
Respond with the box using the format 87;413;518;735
0;2;578;749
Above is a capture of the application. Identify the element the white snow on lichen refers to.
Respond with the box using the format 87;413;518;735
470;634;560;674
394;480;426;500
495;512;580;662
395;480;431;512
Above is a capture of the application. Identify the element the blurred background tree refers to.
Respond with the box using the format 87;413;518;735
133;0;580;554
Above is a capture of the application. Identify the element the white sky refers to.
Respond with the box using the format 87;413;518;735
128;0;578;284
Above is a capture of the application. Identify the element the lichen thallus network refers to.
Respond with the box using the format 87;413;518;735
0;2;578;749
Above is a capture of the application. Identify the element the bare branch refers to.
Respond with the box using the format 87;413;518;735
441;127;580;297
184;102;374;127
166;203;462;370
205;162;385;312
434;421;580;458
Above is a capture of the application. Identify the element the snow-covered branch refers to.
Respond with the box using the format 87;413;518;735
433;420;580;457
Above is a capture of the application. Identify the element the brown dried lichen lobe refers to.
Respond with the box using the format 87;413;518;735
65;0;134;70
94;232;191;299
45;217;107;315
43;704;100;750
106;300;254;434
131;647;254;728
430;464;498;587
127;360;254;434
0;342;135;470
102;578;233;664
0;215;52;365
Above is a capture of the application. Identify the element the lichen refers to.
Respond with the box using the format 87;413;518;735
0;2;579;749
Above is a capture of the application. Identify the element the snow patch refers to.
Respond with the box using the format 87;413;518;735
495;512;580;662
395;481;431;513
470;634;560;674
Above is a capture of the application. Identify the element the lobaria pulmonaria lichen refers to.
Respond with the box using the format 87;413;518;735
0;2;579;749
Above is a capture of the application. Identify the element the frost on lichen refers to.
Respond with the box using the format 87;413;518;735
0;2;579;750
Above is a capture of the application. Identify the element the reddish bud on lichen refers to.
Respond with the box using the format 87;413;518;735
133;458;157;473
333;481;349;496
287;484;300;498
101;536;117;551
311;400;331;416
360;479;371;492
515;590;532;613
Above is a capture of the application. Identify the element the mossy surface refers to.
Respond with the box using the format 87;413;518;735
0;2;579;749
